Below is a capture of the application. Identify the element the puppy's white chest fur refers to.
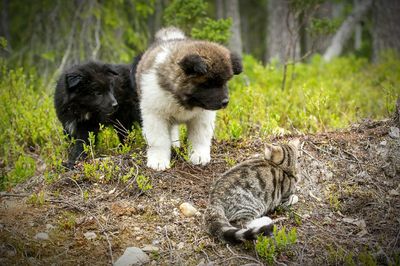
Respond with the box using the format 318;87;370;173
140;71;205;123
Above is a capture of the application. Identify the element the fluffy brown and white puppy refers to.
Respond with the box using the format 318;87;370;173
135;27;242;170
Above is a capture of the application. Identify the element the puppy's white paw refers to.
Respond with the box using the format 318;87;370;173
147;156;170;171
147;147;170;171
189;149;211;165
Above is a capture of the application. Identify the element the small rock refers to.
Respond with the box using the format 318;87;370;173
151;239;160;246
84;231;97;240
389;189;399;196
46;224;55;231
114;247;150;266
172;208;180;216
179;202;200;217
380;140;387;146
34;232;49;241
356;229;368;237
343;218;366;228
141;245;159;253
176;242;185;250
197;259;215;266
389;127;400;139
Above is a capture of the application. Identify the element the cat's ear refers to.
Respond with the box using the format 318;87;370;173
289;138;301;149
264;143;280;160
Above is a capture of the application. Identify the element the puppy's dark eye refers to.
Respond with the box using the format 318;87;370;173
93;91;103;96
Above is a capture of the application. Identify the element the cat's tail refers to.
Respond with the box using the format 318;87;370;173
205;206;274;243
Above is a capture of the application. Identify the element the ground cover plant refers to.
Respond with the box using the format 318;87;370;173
1;53;398;188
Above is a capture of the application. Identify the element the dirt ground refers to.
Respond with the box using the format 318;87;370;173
1;119;399;265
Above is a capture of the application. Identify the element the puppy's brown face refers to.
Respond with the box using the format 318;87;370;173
176;51;242;110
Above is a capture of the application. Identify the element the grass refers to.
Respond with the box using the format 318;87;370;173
216;52;399;139
0;53;399;188
255;225;298;264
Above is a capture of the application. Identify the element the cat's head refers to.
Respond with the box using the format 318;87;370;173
264;139;300;174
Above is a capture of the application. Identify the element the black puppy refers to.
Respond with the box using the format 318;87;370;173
54;58;141;168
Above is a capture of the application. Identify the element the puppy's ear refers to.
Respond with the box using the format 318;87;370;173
230;52;243;75
66;73;82;90
105;65;119;76
179;54;207;76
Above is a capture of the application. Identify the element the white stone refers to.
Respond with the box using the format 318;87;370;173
34;232;49;241
389;127;400;139
141;245;159;253
176;242;185;250
179;202;200;217
46;224;55;231
114;247;150;266
84;231;97;240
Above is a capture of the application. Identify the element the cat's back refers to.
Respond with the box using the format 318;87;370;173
210;158;275;199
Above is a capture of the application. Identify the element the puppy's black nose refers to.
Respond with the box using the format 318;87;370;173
112;101;118;108
221;98;229;108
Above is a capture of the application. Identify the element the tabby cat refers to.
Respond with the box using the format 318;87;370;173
205;139;300;243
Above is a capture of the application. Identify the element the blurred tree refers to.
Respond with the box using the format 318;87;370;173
164;0;231;44
239;0;267;61
215;0;224;19
226;0;242;57
0;0;11;51
323;0;372;61
147;0;166;42
2;0;153;86
265;0;300;64
302;1;343;56
372;0;400;62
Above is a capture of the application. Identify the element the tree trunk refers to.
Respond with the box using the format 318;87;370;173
215;0;224;19
226;0;242;57
148;0;164;42
0;0;11;49
372;0;400;62
323;0;372;62
265;0;299;64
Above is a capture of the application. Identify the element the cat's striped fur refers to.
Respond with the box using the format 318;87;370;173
205;139;300;243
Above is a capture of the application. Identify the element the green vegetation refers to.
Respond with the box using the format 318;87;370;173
327;245;381;266
256;226;298;264
0;61;66;189
215;53;400;139
164;0;232;44
0;53;399;189
136;174;153;193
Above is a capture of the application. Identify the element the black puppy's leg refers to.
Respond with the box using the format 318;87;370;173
64;126;97;169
